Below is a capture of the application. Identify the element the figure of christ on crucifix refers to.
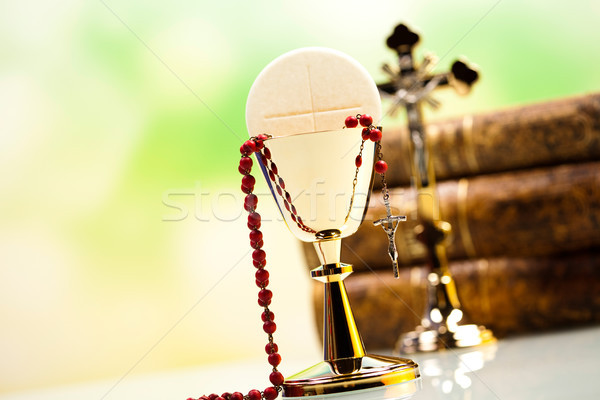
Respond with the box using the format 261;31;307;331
373;197;407;278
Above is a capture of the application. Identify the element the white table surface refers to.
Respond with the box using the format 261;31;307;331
2;326;599;400
407;325;600;400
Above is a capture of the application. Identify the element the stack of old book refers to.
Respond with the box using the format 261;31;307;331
304;93;600;349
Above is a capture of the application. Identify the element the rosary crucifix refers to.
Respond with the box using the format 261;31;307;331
373;191;407;279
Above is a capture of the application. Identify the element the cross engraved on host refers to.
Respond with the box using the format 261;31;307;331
264;66;363;131
374;197;407;279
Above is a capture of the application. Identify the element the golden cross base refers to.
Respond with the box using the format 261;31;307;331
398;324;496;354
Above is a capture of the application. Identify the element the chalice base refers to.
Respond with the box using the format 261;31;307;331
282;354;420;398
399;324;496;354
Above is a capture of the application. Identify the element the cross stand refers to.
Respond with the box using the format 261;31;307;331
378;23;495;353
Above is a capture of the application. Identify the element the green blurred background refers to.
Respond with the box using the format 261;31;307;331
1;0;600;394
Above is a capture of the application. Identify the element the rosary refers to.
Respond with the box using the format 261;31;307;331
187;115;404;400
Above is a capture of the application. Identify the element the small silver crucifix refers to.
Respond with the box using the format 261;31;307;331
373;196;406;279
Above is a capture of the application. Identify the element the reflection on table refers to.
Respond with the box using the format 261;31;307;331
1;327;598;400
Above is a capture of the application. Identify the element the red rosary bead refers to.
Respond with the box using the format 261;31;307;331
254;138;265;151
369;128;382;142
247;389;261;400
266;342;278;354
359;114;373;127
268;352;281;366
258;298;271;307
242;175;256;190
256;269;269;283
230;393;243;400
345;115;358;128
249;229;263;243
355;155;362;168
375;160;388;174
263;147;272;159
244;194;258;211
361;127;371;140
252;249;266;262
263;387;278;400
261;310;274;322
248;212;261;229
253;259;266;268
269;371;284;386
242;140;257;155
259;289;273;303
245;194;258;205
239;156;253;172
263;321;277;334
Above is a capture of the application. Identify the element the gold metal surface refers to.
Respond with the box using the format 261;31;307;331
283;355;420;397
321;271;365;362
283;261;420;397
399;324;496;354
310;263;353;283
316;229;342;240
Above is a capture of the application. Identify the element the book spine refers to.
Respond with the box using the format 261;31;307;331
380;93;600;187
311;251;600;349
340;161;600;270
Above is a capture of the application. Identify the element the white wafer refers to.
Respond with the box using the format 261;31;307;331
246;47;381;137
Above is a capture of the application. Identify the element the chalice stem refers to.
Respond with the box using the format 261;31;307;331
311;238;366;371
323;279;366;364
